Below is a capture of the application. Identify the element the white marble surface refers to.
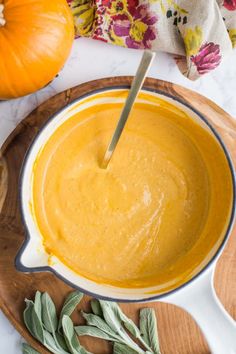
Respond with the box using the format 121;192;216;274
0;38;236;353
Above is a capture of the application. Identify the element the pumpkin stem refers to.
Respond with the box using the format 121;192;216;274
0;4;6;27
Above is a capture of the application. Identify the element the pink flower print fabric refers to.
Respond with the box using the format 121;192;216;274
191;43;222;75
68;0;236;80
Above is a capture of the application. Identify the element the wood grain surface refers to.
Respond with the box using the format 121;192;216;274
0;77;236;354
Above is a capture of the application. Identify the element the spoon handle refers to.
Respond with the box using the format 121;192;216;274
101;50;156;169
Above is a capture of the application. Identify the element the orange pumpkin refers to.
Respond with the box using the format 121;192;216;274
0;0;74;99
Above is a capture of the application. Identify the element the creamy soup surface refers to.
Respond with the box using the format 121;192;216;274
32;91;233;292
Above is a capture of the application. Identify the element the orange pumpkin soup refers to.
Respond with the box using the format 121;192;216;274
32;91;233;291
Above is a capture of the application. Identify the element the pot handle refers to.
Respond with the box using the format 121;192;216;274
164;268;236;354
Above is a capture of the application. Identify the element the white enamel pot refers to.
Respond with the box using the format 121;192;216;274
16;87;236;354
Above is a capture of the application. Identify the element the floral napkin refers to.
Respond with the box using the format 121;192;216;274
67;0;236;79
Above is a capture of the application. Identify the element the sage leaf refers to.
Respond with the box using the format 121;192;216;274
23;301;35;337
23;301;45;347
90;299;103;317
102;302;152;352
34;291;42;322
75;325;119;342
62;314;83;354
113;342;138;354
41;292;58;334
139;308;160;354
44;331;69;354
115;303;141;337
98;301;123;334
98;302;144;354
31;306;45;343
81;311;119;339
22;343;40;354
55;332;70;351
58;291;83;331
139;308;150;347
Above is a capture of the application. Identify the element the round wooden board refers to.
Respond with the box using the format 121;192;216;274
0;77;236;354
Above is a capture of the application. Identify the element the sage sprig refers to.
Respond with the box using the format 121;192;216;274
62;315;85;354
58;291;83;331
23;291;162;354
76;301;161;354
23;290;85;354
22;343;40;354
139;308;160;354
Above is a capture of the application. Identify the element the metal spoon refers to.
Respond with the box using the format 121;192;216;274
101;50;156;169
